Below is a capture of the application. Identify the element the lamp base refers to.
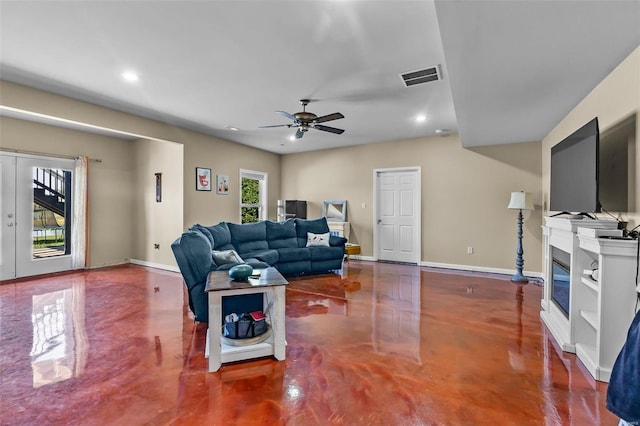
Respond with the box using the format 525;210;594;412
511;274;529;284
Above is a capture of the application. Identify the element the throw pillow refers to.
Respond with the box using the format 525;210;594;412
306;232;330;247
212;249;244;266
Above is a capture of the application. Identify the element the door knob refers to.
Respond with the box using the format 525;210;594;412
7;213;13;218
377;219;382;224
7;223;13;227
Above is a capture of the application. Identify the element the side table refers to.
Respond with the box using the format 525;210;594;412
205;267;288;372
345;243;361;261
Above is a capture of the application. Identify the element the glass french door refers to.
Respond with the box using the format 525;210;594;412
1;154;74;280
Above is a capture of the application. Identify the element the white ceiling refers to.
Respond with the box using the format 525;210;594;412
1;1;638;154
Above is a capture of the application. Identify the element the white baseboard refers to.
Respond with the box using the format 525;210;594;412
346;255;376;262
346;256;542;279
87;260;129;269
127;257;541;280
420;261;543;279
129;258;180;273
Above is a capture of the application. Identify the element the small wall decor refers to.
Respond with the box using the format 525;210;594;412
196;167;212;191
322;200;347;221
155;172;162;202
217;175;229;194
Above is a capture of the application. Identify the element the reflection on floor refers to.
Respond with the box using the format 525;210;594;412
0;262;617;425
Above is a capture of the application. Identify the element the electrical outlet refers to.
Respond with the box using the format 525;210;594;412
467;246;473;254
361;202;366;209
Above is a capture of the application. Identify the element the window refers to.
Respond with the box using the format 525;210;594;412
240;170;267;224
32;167;71;259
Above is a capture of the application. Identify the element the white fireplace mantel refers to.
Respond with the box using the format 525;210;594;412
541;216;637;382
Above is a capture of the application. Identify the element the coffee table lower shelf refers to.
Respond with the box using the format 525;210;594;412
205;330;276;364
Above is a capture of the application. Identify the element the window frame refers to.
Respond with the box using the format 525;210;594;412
239;169;268;223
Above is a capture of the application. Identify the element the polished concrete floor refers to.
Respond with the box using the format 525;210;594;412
0;262;617;425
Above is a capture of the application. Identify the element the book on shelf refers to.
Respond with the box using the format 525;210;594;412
250;311;266;321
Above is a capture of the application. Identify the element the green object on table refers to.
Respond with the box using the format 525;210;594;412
229;264;253;281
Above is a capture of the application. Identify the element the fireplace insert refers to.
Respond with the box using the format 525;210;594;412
551;247;570;318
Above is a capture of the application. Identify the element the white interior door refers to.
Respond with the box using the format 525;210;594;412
1;154;74;279
375;168;420;263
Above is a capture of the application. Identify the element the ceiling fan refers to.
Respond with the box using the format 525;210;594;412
259;99;345;139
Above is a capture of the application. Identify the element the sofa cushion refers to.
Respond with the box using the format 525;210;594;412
215;258;269;271
211;249;244;266
277;247;310;262
266;219;298;249
309;245;345;261
190;224;214;246
295;217;330;248
228;221;269;254
206;222;234;251
241;249;279;265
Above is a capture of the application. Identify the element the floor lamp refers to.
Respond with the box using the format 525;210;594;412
508;191;534;283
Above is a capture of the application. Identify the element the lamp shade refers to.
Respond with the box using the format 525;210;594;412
508;191;534;210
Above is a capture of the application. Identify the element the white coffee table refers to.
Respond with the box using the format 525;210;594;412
204;267;288;372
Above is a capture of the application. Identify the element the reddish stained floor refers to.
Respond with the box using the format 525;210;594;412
0;262;617;425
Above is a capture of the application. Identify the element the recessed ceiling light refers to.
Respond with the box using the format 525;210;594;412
225;125;239;131
415;114;427;123
289;135;296;141
121;71;139;83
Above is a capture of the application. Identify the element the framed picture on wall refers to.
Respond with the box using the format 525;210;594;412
196;167;211;191
155;172;162;202
217;175;229;194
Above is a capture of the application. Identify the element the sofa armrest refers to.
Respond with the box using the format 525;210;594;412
329;235;348;247
171;231;213;289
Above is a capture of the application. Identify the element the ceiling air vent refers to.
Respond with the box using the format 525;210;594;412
400;65;440;87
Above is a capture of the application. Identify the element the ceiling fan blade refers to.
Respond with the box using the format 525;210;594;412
295;128;305;139
259;124;291;128
314;124;345;135
276;110;296;121
315;112;344;123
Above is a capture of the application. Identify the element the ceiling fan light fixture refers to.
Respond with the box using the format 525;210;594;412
121;70;139;83
261;99;345;140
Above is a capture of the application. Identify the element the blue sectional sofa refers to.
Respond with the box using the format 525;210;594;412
171;217;347;322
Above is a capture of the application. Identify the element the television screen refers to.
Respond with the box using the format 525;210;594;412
550;118;600;213
599;115;635;212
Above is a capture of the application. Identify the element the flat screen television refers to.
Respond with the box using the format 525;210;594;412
550;117;600;214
